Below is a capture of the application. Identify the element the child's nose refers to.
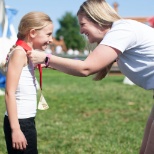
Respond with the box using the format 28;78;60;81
49;37;53;43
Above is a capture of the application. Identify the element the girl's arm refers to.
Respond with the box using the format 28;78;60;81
28;44;120;77
5;49;28;150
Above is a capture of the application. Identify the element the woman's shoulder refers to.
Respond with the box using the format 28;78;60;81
113;19;148;28
114;19;136;25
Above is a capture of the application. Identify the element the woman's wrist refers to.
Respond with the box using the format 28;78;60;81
44;54;51;68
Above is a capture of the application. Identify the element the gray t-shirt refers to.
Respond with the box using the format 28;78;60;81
100;19;154;90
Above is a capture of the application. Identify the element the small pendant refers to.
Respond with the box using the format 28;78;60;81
38;93;49;110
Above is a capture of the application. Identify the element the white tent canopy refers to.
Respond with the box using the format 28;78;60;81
0;0;17;64
0;0;17;92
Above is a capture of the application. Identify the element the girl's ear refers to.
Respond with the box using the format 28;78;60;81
29;29;37;38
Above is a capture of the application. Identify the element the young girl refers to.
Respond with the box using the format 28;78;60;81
28;0;154;154
3;11;53;154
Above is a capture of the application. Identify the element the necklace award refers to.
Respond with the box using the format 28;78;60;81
38;92;49;110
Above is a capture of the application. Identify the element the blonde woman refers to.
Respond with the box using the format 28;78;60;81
4;11;53;154
28;0;154;153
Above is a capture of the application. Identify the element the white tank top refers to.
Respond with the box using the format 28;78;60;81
5;46;37;119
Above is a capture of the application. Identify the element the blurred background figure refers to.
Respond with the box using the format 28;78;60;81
83;49;89;56
0;0;18;95
55;45;63;54
148;16;154;28
45;44;52;54
0;72;5;95
67;48;74;55
73;49;79;56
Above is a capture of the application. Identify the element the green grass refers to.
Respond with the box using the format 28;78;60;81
0;70;153;154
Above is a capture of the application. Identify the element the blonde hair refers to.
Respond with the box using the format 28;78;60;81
77;0;121;80
17;11;53;40
77;0;121;27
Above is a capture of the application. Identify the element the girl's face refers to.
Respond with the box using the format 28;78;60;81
78;14;110;44
31;23;53;51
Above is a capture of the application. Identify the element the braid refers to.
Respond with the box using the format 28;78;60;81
17;32;25;40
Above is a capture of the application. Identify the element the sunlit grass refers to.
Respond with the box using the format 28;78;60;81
0;70;153;154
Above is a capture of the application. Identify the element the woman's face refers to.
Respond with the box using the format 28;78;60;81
31;23;53;51
78;14;110;44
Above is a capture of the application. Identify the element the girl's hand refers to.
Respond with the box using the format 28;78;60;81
12;129;28;150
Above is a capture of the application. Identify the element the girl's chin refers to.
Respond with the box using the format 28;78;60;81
42;45;48;51
40;47;46;51
35;49;45;52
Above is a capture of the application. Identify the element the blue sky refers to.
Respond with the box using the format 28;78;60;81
4;0;154;36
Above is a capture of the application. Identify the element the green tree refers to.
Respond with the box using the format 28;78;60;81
55;12;86;51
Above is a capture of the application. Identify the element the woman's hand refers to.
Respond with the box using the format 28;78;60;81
27;50;46;64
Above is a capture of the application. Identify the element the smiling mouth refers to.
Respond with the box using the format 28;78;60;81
43;43;49;47
83;33;89;40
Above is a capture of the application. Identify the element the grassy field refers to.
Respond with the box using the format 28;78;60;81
0;70;153;154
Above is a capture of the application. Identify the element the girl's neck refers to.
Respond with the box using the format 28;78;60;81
16;39;32;51
22;39;33;50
